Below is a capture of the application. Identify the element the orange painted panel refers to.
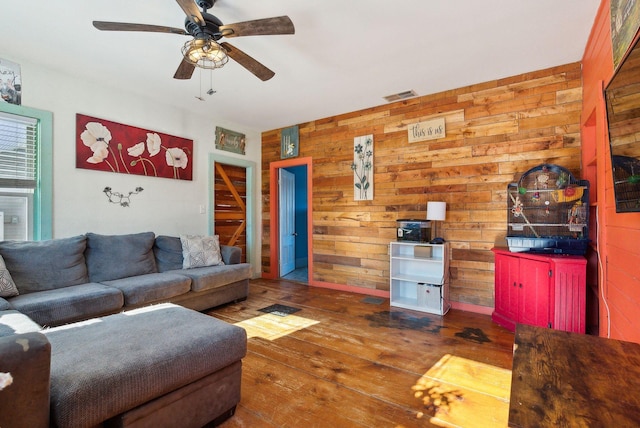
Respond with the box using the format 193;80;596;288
582;0;640;342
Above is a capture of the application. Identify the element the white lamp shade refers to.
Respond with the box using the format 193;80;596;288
427;201;447;221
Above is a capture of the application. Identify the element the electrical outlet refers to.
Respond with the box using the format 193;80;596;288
10;215;18;224
199;205;206;214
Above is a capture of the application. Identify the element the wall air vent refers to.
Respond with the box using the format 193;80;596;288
383;90;418;102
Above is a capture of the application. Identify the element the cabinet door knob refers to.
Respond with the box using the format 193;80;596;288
519;283;523;288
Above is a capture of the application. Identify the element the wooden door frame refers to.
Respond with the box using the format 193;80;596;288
209;154;256;268
267;157;313;280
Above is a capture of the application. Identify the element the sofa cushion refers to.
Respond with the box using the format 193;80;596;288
180;235;224;268
45;303;247;428
85;232;158;282
168;263;251;293
0;310;42;338
0;255;18;298
0;297;11;311
0;235;89;294
102;272;191;306
221;244;242;265
8;283;124;327
153;235;184;272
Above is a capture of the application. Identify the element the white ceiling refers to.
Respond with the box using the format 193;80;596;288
1;0;601;132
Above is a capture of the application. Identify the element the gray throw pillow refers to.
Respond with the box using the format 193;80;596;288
85;232;158;282
0;255;18;297
0;235;89;294
180;235;224;268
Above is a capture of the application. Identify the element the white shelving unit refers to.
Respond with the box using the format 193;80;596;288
389;241;450;315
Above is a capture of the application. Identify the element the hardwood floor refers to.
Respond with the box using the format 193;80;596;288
210;279;515;428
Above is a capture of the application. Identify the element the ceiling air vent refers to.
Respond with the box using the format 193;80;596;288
383;90;418;102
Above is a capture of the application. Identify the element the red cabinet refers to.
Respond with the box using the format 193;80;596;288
492;248;586;333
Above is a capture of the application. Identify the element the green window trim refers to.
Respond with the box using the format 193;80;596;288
0;102;53;240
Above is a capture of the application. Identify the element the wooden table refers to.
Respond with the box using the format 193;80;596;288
509;324;640;427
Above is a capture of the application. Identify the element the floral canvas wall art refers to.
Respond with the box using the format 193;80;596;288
76;114;193;181
351;134;374;201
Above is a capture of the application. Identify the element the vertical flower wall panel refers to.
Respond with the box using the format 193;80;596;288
76;114;193;181
352;134;373;201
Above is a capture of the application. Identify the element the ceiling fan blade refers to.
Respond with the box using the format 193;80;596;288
219;16;295;38
174;57;196;79
176;0;205;26
220;42;275;81
93;21;188;35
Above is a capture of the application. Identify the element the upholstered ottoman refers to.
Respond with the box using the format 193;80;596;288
43;303;247;428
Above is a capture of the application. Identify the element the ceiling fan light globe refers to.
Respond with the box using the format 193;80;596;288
181;39;229;69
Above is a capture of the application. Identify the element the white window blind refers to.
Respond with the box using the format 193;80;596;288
0;111;37;189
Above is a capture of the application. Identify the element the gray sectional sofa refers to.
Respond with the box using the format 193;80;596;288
0;232;251;427
0;232;251;326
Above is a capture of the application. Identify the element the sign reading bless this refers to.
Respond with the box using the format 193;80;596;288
408;117;446;143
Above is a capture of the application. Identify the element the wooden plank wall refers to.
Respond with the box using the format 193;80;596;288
261;62;583;308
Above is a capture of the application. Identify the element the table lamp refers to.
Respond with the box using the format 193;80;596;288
427;201;446;244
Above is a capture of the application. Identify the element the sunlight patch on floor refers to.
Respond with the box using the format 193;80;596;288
235;313;319;341
412;354;511;428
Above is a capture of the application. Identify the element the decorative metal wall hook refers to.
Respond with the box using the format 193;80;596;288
103;186;143;207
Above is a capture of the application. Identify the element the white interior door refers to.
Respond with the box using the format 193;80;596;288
279;168;296;276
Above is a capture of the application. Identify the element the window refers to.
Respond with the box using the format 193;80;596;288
0;103;52;240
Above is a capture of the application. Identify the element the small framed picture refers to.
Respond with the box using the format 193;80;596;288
281;125;299;159
215;126;246;155
0;58;22;105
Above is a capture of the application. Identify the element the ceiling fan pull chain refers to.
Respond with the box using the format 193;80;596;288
195;67;204;101
208;69;216;96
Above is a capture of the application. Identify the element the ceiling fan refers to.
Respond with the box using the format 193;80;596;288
93;0;294;81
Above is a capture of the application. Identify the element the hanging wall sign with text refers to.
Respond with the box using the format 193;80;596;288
408;117;446;143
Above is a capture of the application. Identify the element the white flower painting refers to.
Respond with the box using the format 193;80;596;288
76;114;193;180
